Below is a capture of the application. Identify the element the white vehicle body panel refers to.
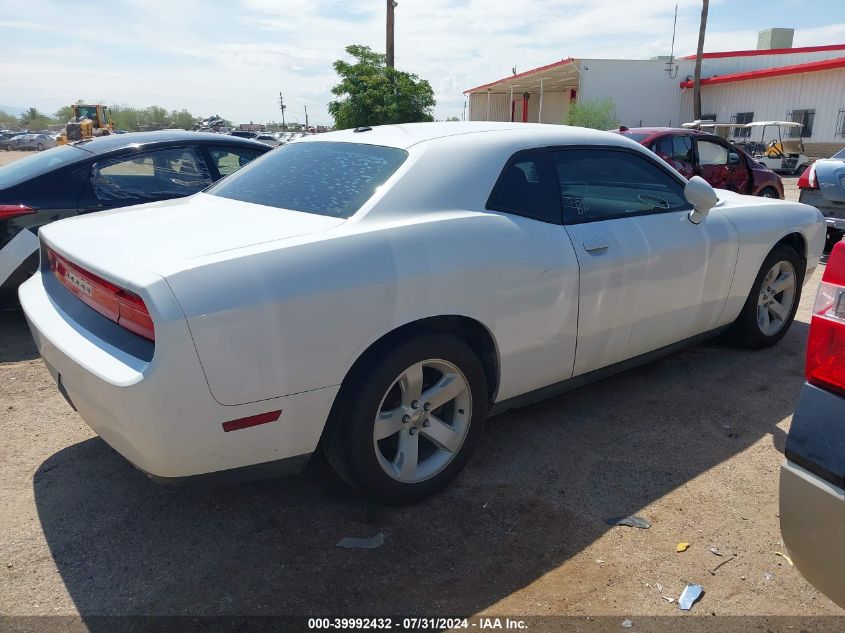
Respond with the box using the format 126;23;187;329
19;122;826;480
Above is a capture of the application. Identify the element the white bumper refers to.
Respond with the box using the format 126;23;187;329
19;270;337;481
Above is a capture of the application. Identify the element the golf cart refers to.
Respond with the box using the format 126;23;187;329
743;121;812;175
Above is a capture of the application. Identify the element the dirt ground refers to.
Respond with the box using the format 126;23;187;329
0;150;841;625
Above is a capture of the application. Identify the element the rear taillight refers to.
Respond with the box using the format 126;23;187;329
0;204;36;220
797;163;818;190
806;242;845;395
46;248;155;341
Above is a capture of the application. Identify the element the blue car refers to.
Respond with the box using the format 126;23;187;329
780;239;845;608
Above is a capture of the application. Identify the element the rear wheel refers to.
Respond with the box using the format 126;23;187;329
794;163;809;176
727;245;804;348
37;143;44;151
758;186;778;198
323;334;487;504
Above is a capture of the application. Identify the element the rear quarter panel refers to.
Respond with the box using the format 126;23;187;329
165;212;581;406
716;193;825;324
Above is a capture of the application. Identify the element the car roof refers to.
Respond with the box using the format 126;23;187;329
71;130;267;155
617;127;708;138
296;121;636;151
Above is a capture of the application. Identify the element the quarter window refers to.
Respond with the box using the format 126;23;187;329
206;146;264;177
92;147;212;203
551;148;688;224
486;150;561;224
696;139;729;166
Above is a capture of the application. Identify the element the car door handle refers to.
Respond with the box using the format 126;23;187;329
583;239;609;253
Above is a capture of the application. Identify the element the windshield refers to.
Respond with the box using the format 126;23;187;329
207;141;408;218
0;144;90;188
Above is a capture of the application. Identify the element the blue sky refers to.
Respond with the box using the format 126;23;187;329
1;0;844;125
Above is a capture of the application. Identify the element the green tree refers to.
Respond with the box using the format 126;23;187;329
0;110;18;127
20;107;52;130
169;109;196;130
567;98;619;130
54;106;73;122
328;44;435;129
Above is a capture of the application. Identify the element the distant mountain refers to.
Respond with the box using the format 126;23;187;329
0;105;25;116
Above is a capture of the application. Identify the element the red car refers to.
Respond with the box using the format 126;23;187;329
614;127;784;199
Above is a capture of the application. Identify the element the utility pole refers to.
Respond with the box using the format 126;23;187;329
386;0;396;68
278;92;287;131
304;105;309;131
693;0;709;120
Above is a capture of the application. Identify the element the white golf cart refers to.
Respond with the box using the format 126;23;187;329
743;121;812;175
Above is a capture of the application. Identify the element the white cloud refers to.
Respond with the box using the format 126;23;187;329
1;0;843;124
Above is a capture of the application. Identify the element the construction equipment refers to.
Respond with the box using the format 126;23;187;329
56;103;114;145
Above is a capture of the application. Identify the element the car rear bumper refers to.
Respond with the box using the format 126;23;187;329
799;189;845;231
780;382;845;608
780;462;845;608
19;269;338;481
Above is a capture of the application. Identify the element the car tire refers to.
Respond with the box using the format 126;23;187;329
37;143;44;151
323;333;488;504
727;244;804;349
757;186;778;198
794;164;809;176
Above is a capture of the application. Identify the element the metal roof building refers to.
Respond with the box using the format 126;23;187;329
464;36;845;156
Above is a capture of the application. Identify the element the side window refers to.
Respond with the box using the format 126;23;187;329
486;150;561;224
92;147;212;203
672;136;694;164
207;147;264;177
552;148;689;224
696;139;729;166
652;137;673;161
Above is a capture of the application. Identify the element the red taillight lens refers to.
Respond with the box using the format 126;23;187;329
806;242;845;395
47;248;155;342
0;204;36;220
796;163;818;190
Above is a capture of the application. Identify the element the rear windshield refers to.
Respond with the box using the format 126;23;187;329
833;148;845;159
207;141;408;218
0;144;90;188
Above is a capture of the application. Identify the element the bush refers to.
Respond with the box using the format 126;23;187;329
567;98;619;130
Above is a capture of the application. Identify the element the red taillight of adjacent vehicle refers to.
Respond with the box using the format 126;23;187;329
806;242;845;396
797;163;818;190
46;248;155;341
0;204;36;220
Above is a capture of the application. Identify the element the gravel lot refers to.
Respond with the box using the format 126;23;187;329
0;149;841;623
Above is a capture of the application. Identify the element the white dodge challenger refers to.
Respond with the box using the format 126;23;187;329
20;122;825;503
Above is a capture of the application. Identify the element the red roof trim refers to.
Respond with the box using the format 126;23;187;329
464;58;574;94
679;56;845;88
679;43;845;60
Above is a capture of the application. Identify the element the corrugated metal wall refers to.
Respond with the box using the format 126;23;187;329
469;91;570;123
578;59;696;128
683;68;845;143
700;49;845;76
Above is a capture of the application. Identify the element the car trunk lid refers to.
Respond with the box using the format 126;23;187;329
39;192;345;278
814;159;845;203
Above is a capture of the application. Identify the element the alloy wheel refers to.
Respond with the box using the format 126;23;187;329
372;359;472;483
757;260;796;336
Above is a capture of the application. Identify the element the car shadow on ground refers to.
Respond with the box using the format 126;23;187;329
31;320;808;621
0;306;39;363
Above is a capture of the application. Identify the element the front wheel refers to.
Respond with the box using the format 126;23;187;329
323;334;487;504
37;143;44;151
727;245;804;348
757;186;778;199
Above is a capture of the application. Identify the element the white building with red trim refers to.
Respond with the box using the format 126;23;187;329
464;40;845;156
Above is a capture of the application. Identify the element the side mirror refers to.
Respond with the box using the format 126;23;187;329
727;152;741;165
684;176;718;224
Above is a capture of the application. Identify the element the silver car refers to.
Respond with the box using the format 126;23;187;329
798;148;845;249
16;133;57;151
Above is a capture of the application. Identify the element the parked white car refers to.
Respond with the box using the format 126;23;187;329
20;122;825;503
254;133;281;147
